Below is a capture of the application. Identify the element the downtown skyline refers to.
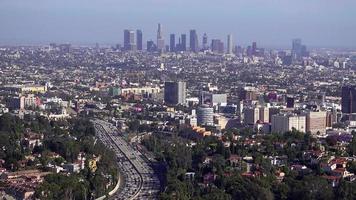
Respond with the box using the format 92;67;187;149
0;0;356;48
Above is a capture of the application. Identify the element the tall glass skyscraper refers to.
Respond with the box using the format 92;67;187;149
190;30;198;52
170;34;175;52
124;29;135;51
136;30;143;51
164;81;186;105
342;86;356;114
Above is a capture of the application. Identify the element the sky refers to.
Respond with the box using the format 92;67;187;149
0;0;355;48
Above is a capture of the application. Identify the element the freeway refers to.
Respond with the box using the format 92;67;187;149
92;119;161;200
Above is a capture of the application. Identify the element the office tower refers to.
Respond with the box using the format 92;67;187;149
211;39;224;54
301;45;309;57
197;105;214;126
202;33;208;50
147;40;156;52
269;107;280;123
246;46;253;57
271;113;306;133
286;96;295;108
244;107;260;125
164;81;186;105
190;30;198;52
109;87;121;97
227;34;233;54
124;29;135;51
235;46;243;55
259;107;269;123
342;86;356;114
181;34;187;51
170;34;175;52
240;87;258;101
306;111;327;135
136;30;143;51
200;91;227;106
252;42;257;56
157;23;165;51
165;45;170;52
292;38;302;60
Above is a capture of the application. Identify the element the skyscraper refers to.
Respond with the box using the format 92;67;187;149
189;30;198;52
170;34;175;52
136;30;143;51
292;38;302;60
124;29;135;51
164;81;186;105
197;105;214;126
181;34;187;51
342;86;356;114
157;23;165;51
227;34;233;54
147;40;156;52
252;42;257;56
202;33;208;50
211;39;224;54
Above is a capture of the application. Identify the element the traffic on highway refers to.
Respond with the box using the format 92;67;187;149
92;119;161;200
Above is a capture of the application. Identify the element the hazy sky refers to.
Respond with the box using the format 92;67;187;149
0;0;355;48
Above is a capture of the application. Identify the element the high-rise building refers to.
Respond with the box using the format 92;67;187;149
227;34;233;54
147;40;156;52
244;107;260;125
157;23;165;51
252;42;257;56
136;30;143;51
164;81;186;105
200;91;227;106
342;86;356;114
211;39;224;54
271;113;306;133
197;105;214;126
181;34;187;51
259;107;269;123
291;38;309;61
306;111;327;135
124;29;135;51
286;96;295;108
190;30;198;52
170;34;175;52
246;46;253;57
202;33;208;50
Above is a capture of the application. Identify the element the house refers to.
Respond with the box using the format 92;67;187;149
203;156;213;165
322;175;341;187
321;157;348;172
22;129;44;150
203;173;216;185
185;172;195;181
275;171;285;183
63;163;80;173
332;168;354;178
227;155;241;168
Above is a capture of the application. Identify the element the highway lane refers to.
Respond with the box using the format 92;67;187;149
92;119;160;200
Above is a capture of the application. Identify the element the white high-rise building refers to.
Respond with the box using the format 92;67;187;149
227;34;233;54
157;23;165;51
271;113;306;133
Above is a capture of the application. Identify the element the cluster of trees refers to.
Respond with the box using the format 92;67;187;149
35;118;118;199
0;114;118;200
142;130;356;200
0;114;25;169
